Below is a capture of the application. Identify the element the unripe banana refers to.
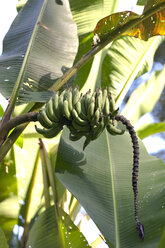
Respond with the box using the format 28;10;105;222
72;120;90;132
106;124;124;135
46;98;59;123
53;92;60;118
71;108;89;126
111;107;119;117
84;89;92;111
81;96;87;116
104;97;110;116
75;98;88;121
37;111;51;129
91;119;105;140
58;90;66;114
83;136;91;150
72;86;80;106
75;99;81;115
67;90;73;112
90;108;100;126
87;100;95;121
62;100;71;120
40;109;53;127
96;89;102;111
35;87;125;146
69;133;83;141
63;88;73;112
35;125;62;138
101;88;108;109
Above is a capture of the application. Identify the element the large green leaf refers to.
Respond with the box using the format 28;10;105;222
102;36;164;105
0;227;8;248
136;122;165;139
158;227;165;248
0;0;78;104
26;206;89;248
122;65;165;124
0;148;17;241
55;128;165;247
70;0;119;90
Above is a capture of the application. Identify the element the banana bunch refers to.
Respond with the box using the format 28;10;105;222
35;87;124;150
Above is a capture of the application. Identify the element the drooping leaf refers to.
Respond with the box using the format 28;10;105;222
93;2;165;45
55;128;165;247
18;149;40;227
101;36;164;103
158;226;165;248
26;206;89;248
0;227;8;248
122;65;165;124
136;122;165;139
70;0;119;90
0;0;78;104
0;148;18;243
0;147;17;202
14;125;43;221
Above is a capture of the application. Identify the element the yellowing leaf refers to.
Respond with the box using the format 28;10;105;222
93;1;165;45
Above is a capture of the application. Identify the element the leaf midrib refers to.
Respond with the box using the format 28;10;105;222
9;0;48;114
106;130;120;248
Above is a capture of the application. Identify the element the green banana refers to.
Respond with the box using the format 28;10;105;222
90;108;100;126
71;108;89;126
101;88;108;109
72;120;90;132
83;136;91;150
58;90;66;115
91;119;105;140
39;109;54;128
87;100;95;121
72;86;80;106
106;124;124;135
35;125;62;138
52;92;60;118
62;100;71;120
37;111;50;129
69;133;83;141
80;96;88;117
75;99;81;115
96;89;102;111
36;87;125;147
68;90;73;112
84;90;92;111
103;97;110;116
46;98;59;123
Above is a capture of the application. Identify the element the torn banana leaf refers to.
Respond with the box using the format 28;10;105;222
93;1;165;45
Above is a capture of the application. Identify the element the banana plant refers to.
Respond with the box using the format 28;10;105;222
0;0;165;247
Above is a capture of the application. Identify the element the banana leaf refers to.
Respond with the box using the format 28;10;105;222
0;227;8;248
122;65;165;124
101;36;164;103
55;128;165;247
0;0;78;104
136;122;165;139
69;0;119;90
93;1;165;43
26;206;89;248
